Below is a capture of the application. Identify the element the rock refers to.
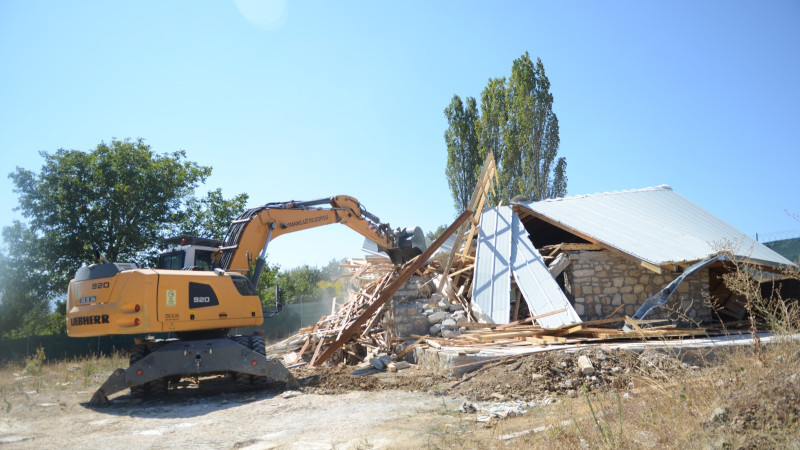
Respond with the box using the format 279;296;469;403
531;374;545;382
393;361;411;370
441;318;457;330
564;379;574;389
442;329;461;338
566;389;578;398
611;366;623;373
370;355;391;371
448;302;464;312
430;293;444;303
459;402;478;413
429;323;442;335
427;311;448;324
490;392;505;401
438;299;450;310
577;355;595;376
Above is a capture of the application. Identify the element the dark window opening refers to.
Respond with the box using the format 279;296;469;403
158;251;186;270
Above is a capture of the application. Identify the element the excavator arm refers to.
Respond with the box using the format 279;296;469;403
219;195;425;283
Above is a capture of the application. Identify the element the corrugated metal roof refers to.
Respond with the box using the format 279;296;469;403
473;207;581;328
472;207;512;323
511;211;582;328
516;185;793;268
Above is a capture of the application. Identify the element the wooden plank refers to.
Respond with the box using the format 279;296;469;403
437;152;496;293
640;261;663;274
540;335;568;343
294;318;324;364
447;263;475;279
393;336;425;361
473;330;541;341
560;243;604;252
495;308;568;329
512;289;522;321
548;253;571;277
604;303;626;319
312;210;472;366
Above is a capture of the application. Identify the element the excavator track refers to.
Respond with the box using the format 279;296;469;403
89;337;298;407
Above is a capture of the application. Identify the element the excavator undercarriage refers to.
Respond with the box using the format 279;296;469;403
89;335;299;407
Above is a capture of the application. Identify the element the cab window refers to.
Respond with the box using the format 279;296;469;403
158;251;185;270
194;250;216;270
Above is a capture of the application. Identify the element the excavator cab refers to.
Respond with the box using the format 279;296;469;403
158;236;222;271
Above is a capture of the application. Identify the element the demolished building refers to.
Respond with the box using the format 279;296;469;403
268;177;795;371
502;185;793;324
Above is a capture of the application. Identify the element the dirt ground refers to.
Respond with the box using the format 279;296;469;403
1;341;798;449
0;375;467;449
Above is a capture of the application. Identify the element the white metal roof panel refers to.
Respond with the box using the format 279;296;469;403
511;211;582;328
517;186;792;268
473;207;581;327
472;207;512;323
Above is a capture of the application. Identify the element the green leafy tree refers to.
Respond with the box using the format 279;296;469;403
9;138;211;276
426;224;448;241
256;260;347;307
0;223;55;337
277;265;324;304
444;52;567;209
255;261;282;307
444;95;481;212
174;188;249;241
1;138;246;337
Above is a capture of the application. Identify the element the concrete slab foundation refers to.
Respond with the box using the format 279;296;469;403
407;332;789;378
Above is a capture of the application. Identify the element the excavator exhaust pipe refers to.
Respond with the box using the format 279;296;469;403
386;226;427;265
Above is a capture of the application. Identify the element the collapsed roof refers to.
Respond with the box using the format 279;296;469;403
513;185;793;270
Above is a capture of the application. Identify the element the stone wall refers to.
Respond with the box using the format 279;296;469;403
564;250;713;324
382;275;469;342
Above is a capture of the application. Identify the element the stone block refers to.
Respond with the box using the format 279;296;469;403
441;318;457;330
442;329;461;338
427;311;447;324
577;355;595;375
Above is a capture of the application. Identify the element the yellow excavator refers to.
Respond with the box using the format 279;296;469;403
66;195;426;405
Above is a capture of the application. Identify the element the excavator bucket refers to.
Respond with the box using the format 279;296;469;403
385;226;427;265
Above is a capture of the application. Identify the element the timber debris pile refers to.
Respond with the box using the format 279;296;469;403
265;152;776;373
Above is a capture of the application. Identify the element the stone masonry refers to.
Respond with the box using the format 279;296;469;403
563;250;713;324
382;275;469;342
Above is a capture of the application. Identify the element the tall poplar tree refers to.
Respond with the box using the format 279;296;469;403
444;95;481;212
444;52;567;210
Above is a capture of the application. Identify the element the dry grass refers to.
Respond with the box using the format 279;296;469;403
0;350;127;412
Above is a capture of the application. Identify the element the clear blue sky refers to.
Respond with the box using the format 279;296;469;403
1;1;798;270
